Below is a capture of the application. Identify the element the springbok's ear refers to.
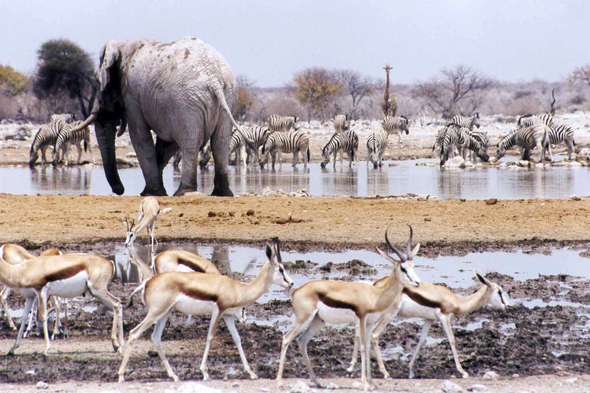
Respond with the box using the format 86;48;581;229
376;247;400;264
96;41;120;93
411;243;421;258
265;243;273;261
474;271;492;287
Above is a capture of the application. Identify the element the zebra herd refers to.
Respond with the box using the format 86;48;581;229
435;113;577;166
29;113;94;167
222;114;411;170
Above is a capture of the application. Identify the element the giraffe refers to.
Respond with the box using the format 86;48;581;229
382;64;398;117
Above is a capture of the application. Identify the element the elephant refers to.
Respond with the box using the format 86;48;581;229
70;37;241;196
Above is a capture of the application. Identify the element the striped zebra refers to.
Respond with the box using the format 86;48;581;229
454;126;489;162
382;115;409;145
320;130;359;169
438;126;459;166
450;113;480;130
496;124;552;161
333;114;350;133
366;128;389;169
50;113;76;122
517;113;554;128
29;119;67;166
229;128;251;166
172;142;212;169
52;120;94;165
237;125;272;166
260;130;310;169
268;114;299;132
548;124;576;160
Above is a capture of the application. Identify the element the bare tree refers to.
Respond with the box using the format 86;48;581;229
569;65;590;87
335;69;375;119
292;67;342;122
414;65;495;118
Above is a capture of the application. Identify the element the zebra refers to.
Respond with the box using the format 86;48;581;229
172;142;212;169
268;114;299;132
52;120;94;165
29;119;67;166
438;126;459;166
547;124;576;160
320;130;359;169
237;125;272;166
382;115;409;145
50;113;76;123
333;114;350;133
496;124;552;162
455;126;489;162
366;128;389;169
517;113;554;128
229;128;251;166
450;113;480;130
260;130;310;169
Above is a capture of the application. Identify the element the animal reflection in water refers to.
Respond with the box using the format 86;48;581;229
30;167;92;193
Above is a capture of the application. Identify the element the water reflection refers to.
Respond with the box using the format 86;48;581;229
2;160;589;199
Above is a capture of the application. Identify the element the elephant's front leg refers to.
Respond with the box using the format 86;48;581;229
128;122;167;196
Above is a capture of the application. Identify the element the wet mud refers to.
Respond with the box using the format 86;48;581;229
1;248;590;385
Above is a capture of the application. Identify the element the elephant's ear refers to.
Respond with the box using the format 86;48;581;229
96;41;120;93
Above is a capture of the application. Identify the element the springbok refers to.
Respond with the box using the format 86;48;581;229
118;238;293;382
0;244;64;335
347;271;510;379
0;253;124;356
276;227;422;391
124;197;172;255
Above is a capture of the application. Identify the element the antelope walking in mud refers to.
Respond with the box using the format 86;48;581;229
118;238;293;382
276;227;421;391
0;253;124;356
347;271;510;379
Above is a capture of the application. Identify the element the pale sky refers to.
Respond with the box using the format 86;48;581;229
2;0;590;87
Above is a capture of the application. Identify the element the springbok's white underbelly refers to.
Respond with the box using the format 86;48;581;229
46;271;89;298
317;302;382;325
398;294;438;320
176;265;194;273
174;294;216;315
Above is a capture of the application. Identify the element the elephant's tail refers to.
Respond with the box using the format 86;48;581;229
210;80;243;134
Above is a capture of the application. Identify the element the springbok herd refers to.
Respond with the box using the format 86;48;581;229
0;196;512;391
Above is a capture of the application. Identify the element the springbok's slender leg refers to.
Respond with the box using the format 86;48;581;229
224;315;258;379
151;313;179;382
7;295;35;354
297;314;325;387
438;312;468;378
38;288;51;356
88;286;124;352
0;286;16;330
408;320;433;378
200;307;223;380
277;311;318;388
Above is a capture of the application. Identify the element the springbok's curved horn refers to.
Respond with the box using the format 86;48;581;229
385;228;406;261
69;113;97;133
407;225;414;255
273;237;283;263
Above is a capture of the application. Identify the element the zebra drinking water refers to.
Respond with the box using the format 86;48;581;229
260;130;310;169
320;130;358;169
496;124;552;162
237;125;272;166
29;119;67;166
52;120;94;165
366;128;389;168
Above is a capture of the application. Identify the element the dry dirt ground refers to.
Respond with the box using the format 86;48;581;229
1;141;590;392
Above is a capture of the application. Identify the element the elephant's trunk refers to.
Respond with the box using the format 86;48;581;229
95;117;125;195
